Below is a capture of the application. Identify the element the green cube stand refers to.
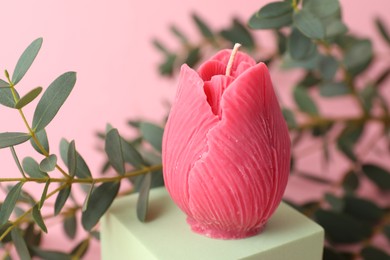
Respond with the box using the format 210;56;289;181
101;187;324;260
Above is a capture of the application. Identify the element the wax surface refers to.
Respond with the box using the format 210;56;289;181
162;49;290;239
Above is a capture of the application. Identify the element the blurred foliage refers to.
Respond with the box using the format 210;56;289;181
1;0;390;259
153;0;390;258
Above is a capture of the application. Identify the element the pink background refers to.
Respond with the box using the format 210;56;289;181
0;0;390;258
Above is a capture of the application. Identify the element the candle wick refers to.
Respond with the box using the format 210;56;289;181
225;43;242;76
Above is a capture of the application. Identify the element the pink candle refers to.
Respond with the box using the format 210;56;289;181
162;44;291;239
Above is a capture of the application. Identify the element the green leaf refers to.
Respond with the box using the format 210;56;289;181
22;157;48;178
375;17;390;46
324;193;344;212
293;10;325;39
121;138;145;169
137;173;152;222
0;182;24;225
39;180;50;209
105;129;125;175
30;129;49;155
220;18;255;49
0;222;13;243
343;196;383;223
14;87;42;109
32;71;77;132
10;146;25;178
248;2;293;29
281;51;321;70
293;86;319;116
323;246;344;260
359;84;377;113
31;247;71;260
152;39;170;55
32;205;47;233
158;54;177;76
343;39;373;75
325;20;348;38
12;38;43;85
170;25;188;44
67;140;77;177
0;79;9;88
342;170;360;193
288;28;316;60
192;13;214;39
82;181;120;231
60;139;91;179
54;186;71;216
139;122;164;153
318;56;339;81
303;0;340;18
39;154;57;172
63;214;77;239
276;31;287;55
319;82;350;97
0;132;31;149
0;87;19;108
184;48;201;68
282;108;297;129
362;164;390;191
337;124;364;161
315;209;372;243
11;228;31;260
361;246;390;260
384;225;390;242
70;239;89;258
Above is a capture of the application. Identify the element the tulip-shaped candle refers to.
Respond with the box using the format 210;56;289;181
162;44;290;239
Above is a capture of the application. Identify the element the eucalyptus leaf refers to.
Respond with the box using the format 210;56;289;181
30;129;49;155
342;170;360;193
10;146;25;177
324;193;344;212
0;87;19;108
22;157;48;178
375;17;390;46
293;10;325;40
0;222;13;243
54;186;71;216
361;246;390;260
184;47;201;68
39;154;57;172
293;86;319;116
248;2;293;29
192;13;214;39
31;247;71;260
14;87;42;109
158;54;176;76
121;137;145;169
0;132;31;149
137;172;152;222
152;39;170;55
282;108;297;129
70;239;89;258
0;79;9;88
362;164;390;191
343;196;383;223
359;84;377;113
288;28;316;60
325;20;348;38
281;51;320;70
32;205;47;233
0;182;24;225
105;129;125;175
220;18;254;49
319;82;350;97
60;138;91;179
303;0;340;18
32;71;77;132
318;55;339;81
384;225;390;242
39;180;50;209
11;228;31;260
315;209;372;243
63;214;77;239
337;124;364;161
343;39;373;75
170;25;188;44
81;181;120;231
67;140;77;177
139;122;164;153
12;38;43;85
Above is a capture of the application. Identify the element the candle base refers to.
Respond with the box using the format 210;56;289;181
187;216;265;239
101;187;324;260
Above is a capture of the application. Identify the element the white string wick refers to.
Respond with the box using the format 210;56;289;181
225;43;242;76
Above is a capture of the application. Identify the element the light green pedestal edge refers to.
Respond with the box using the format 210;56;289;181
101;187;324;260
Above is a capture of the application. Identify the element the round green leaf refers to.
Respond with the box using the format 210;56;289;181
342;170;360;193
362;164;390;191
303;0;340;18
39;154;57;172
293;10;325;39
30;129;49;155
319;82;350;97
14;87;42;109
63;214;77;239
22;157;48;178
343;39;373;75
319;56;339;81
12;38;43;85
220;19;255;49
293;86;319;116
315;209;372;243
288;28;316;60
32;71;77;132
248;2;293;29
324;193;344;212
343;196;383;223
